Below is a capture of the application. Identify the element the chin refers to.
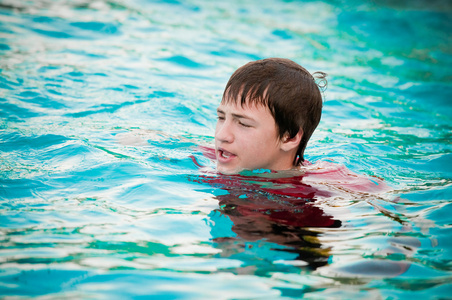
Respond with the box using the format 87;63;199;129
216;164;242;175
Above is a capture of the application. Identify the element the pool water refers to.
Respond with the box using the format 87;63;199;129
1;0;451;298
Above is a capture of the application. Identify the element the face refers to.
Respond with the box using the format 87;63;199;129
215;101;291;174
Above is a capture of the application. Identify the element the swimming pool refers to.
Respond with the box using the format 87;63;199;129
1;0;451;298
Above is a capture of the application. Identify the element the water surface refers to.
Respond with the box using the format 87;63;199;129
1;0;451;298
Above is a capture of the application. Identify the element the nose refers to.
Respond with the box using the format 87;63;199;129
215;119;234;143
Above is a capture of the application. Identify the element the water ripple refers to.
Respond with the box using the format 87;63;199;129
0;0;451;298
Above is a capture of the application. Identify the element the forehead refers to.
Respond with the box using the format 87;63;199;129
222;84;270;108
218;100;267;114
220;92;268;110
217;101;276;126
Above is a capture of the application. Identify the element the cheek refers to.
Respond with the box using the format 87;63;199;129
241;134;269;156
214;123;221;139
256;130;280;148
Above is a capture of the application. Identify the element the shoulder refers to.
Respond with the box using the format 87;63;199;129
301;160;391;194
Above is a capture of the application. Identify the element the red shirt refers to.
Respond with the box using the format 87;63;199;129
191;146;389;229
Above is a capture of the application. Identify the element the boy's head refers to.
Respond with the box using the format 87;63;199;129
215;58;325;174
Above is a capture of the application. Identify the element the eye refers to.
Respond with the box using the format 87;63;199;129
239;121;251;128
217;115;225;121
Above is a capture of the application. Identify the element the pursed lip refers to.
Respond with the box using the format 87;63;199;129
216;147;237;163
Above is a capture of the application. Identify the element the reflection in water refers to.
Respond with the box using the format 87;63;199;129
195;169;342;270
191;146;420;272
217;194;341;269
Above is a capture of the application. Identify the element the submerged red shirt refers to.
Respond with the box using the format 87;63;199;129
192;146;399;271
192;146;389;230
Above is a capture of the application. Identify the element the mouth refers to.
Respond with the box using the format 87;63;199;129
217;148;236;162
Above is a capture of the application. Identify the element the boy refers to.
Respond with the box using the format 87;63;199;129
208;60;407;273
215;58;325;174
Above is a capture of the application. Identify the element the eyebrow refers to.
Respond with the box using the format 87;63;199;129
216;108;255;121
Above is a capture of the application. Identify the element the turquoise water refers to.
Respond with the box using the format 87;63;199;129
1;0;451;298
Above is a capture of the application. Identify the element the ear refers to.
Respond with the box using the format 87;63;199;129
280;129;303;152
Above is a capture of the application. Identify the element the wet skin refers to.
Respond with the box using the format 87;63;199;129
215;101;297;174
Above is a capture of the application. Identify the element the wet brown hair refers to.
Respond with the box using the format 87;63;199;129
221;58;326;165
